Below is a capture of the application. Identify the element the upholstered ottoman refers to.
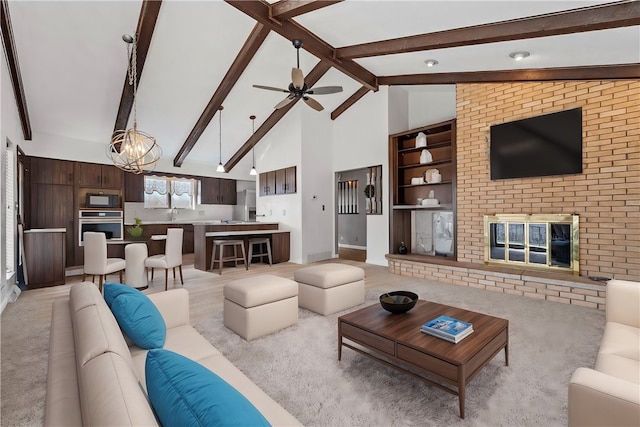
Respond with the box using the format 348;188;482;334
223;275;298;341
295;263;365;315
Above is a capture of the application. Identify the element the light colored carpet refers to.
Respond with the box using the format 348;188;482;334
195;279;605;427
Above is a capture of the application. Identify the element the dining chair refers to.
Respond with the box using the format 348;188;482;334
145;228;184;291
82;231;126;293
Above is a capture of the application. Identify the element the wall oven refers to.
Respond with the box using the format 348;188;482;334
79;210;124;245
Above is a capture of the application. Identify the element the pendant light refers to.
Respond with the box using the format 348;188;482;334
249;115;257;176
107;34;161;174
216;106;225;173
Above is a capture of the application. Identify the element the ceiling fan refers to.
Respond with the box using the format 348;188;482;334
253;39;343;112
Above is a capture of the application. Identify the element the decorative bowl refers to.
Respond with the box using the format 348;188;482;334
379;291;418;314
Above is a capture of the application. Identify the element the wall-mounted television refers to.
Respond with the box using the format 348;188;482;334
490;107;583;180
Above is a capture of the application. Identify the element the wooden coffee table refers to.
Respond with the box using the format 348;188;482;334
338;300;508;418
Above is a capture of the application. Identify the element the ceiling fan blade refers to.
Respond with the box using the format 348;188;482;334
253;84;290;93
306;86;343;95
274;96;295;109
292;67;304;90
303;96;324;111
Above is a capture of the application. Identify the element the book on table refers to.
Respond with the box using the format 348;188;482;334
420;315;474;343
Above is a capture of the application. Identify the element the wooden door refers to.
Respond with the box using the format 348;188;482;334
201;177;219;204
218;178;237;204
30;157;74;185
76;162;103;187
30;183;75;266
284;166;296;193
124;172;145;202
100;165;123;189
275;169;286;194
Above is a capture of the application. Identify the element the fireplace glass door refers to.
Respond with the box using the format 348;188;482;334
485;214;579;274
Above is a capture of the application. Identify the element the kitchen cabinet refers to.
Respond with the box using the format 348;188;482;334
261;167;295;196
259;171;276;196
23;229;66;288
124;172;145;202
202;177;237;205
389;119;457;259
76;162;123;189
29;183;75;267
29;157;74;185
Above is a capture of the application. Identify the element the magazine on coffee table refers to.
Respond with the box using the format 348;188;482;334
420;315;474;343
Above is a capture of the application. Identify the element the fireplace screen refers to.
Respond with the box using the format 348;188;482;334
484;214;579;274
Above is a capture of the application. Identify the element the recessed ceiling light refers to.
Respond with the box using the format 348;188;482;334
424;59;438;67
509;51;530;61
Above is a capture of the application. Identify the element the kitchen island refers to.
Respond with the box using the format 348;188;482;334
193;222;289;271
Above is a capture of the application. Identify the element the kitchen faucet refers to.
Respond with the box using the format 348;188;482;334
171;207;179;221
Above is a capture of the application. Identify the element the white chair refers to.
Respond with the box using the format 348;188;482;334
82;231;126;293
145;228;184;291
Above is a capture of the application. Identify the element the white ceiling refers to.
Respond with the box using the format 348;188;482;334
7;0;640;173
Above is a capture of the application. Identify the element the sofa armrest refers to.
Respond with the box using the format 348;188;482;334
147;288;190;329
606;280;640;328
569;367;640;427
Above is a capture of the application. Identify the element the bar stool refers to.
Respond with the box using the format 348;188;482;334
210;239;247;274
248;237;272;267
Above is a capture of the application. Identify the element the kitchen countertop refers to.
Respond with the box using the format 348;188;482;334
125;220;278;226
25;228;67;233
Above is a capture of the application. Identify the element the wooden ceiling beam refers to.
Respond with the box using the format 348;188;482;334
269;0;342;22
1;0;31;140
225;0;378;91
378;64;640;85
224;61;331;172
331;86;370;121
113;0;162;134
173;23;271;167
336;1;640;59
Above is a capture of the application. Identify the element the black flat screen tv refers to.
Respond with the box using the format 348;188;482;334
490;108;582;180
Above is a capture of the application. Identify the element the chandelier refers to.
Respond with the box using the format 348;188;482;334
107;34;161;174
249;115;257;176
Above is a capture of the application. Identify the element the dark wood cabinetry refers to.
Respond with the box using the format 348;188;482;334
29;157;74;185
76;163;122;189
260;166;296;196
201;177;237;205
23;230;66;288
124;172;145;202
389;119;457;259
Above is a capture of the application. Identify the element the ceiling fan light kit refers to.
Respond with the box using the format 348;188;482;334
253;39;343;112
107;34;161;174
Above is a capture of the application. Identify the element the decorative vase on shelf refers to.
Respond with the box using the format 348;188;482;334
419;149;432;164
415;132;427;148
398;242;408;254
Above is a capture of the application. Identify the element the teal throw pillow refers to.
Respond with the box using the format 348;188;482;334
145;349;271;427
103;282;166;349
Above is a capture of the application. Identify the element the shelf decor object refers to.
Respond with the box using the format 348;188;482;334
108;34;161;174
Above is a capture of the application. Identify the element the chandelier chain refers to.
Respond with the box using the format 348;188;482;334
126;36;138;126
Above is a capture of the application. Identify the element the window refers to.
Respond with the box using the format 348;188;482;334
144;175;197;209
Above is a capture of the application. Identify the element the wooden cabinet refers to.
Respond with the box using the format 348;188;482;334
389;119;457;258
259;171;276;196
23;230;66;288
270;232;290;263
260;166;295;196
77;162;122;189
29;157;74;185
124;172;145;202
29;182;75;267
201;177;237;205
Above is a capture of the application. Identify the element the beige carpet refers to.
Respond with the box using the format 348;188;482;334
1;273;605;426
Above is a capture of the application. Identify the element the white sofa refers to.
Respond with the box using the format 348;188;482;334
44;282;301;426
568;279;640;426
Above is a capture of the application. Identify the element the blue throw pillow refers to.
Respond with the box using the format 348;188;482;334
146;349;271;427
103;282;166;349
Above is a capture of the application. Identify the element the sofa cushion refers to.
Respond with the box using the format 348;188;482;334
145;349;271;427
294;263;364;289
104;282;166;349
596;353;640;384
599;322;640;361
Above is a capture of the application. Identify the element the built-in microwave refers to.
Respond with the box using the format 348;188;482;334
86;193;119;208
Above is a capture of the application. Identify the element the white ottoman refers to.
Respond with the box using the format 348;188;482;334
224;275;298;341
125;243;148;289
295;263;365;315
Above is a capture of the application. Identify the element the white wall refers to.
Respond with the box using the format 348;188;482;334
254;110;303;263
1;51;25;312
332;87;390;266
408;85;456;128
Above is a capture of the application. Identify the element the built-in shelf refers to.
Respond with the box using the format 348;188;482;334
392;204;453;210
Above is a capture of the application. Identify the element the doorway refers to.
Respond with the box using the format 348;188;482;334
334;165;381;262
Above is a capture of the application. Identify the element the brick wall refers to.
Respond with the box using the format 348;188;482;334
456;81;640;281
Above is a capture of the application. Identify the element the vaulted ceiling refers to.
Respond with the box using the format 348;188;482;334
3;0;639;176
